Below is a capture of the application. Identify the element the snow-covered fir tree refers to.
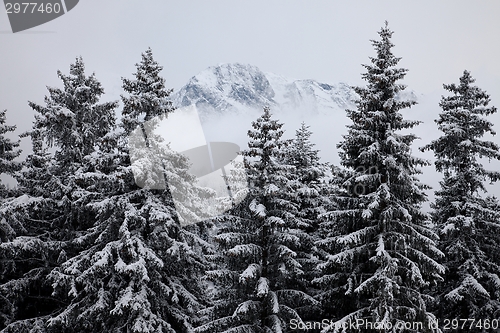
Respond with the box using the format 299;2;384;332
282;122;329;234
0;57;119;332
0;109;23;329
0;109;22;243
197;107;317;333
47;48;214;333
316;23;444;332
280;122;331;320
422;70;500;326
0;123;54;332
0;110;21;201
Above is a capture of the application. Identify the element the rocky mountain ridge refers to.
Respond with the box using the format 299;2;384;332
171;63;359;118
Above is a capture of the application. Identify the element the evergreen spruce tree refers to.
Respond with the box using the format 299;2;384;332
47;48;213;333
422;70;500;326
0;109;22;242
0;109;22;329
317;23;444;332
0;57;118;332
0;125;52;332
0;110;21;202
282;122;329;234
281;122;330;320
197;107;317;333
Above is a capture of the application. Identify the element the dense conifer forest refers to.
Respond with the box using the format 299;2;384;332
1;23;499;333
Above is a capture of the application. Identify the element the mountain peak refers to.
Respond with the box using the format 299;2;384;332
172;63;358;118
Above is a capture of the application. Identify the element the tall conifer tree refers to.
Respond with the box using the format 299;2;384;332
422;70;500;326
317;23;444;332
197;107;316;333
0;57;118;332
47;49;213;333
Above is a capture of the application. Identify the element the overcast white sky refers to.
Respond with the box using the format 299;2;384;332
1;0;500;199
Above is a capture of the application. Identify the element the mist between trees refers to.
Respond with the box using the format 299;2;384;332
1;22;500;333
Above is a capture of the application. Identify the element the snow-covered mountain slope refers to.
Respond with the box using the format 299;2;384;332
166;63;500;210
171;63;358;118
169;63;421;164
